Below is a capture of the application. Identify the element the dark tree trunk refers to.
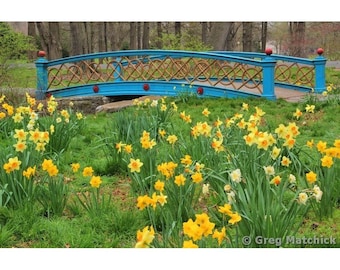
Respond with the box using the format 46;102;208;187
261;22;268;52
289;22;306;57
242;22;253;52
70;22;87;56
129;22;137;50
35;22;62;60
156;22;163;49
175;22;181;37
98;22;107;52
201;22;208;44
109;22;120;50
209;22;240;51
137;22;142;49
27;22;37;60
142;22;150;49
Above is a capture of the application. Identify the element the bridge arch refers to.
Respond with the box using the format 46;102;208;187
35;49;326;100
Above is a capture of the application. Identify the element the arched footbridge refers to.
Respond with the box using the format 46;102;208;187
35;48;327;101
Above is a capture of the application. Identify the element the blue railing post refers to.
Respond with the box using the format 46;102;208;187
35;51;48;100
262;49;277;100
313;48;327;94
113;57;123;82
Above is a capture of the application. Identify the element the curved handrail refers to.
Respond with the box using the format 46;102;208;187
35;49;326;100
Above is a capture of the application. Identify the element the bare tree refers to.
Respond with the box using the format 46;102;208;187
27;22;37;60
36;22;62;60
209;22;240;50
156;22;163;49
201;22;208;44
175;22;181;37
142;22;150;49
70;22;88;56
98;22;107;52
129;22;137;50
261;22;268;52
289;22;306;57
242;22;253;51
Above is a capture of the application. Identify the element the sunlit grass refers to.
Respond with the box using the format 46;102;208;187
0;65;339;248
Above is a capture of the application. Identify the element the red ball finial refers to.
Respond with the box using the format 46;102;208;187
316;48;324;56
38;51;46;57
93;85;99;93
265;48;273;55
197;87;204;95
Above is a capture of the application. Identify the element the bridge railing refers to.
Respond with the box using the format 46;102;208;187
212;50;327;93
35;49;326;100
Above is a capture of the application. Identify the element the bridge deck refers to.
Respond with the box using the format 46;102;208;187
196;81;312;102
274;87;310;102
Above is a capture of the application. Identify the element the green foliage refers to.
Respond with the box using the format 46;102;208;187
36;176;69;217
75;187;112;219
155;33;212;51
0;22;36;85
0;75;339;248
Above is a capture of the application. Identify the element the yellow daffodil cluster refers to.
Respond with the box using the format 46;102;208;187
3;156;22;173
136;192;168;210
191;121;212;138
182;212;228;247
42;159;59;177
140;130;157;149
218;203;242;225
179;110;192;123
125;98;338;247
71;164;102;188
135;226;155;248
322;83;337;97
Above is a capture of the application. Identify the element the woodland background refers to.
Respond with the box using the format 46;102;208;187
6;22;340;60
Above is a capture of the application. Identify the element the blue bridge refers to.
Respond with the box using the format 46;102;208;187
35;49;327;101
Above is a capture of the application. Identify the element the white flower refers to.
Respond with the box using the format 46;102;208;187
202;183;210;195
313;185;323;202
229;168;242;183
224;184;231;192
289;174;296;184
263;165;275;176
227;191;235;203
298;192;308;205
150;100;158;107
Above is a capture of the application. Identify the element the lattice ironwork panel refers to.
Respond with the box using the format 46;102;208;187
47;55;264;93
275;61;315;87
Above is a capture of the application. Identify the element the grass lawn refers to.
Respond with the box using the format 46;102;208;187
0;64;339;270
0;64;339;254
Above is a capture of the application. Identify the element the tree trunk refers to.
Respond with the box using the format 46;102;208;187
98;22;106;52
242;22;253;52
70;22;87;56
201;22;208;44
142;22;150;49
129;22;137;50
35;22;62;60
261;22;268;52
83;22;90;54
209;22;240;51
108;22;119;50
175;22;181;37
156;22;163;49
137;22;142;49
27;22;37;60
289;22;306;57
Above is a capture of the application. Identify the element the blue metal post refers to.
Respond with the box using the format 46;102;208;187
35;51;48;100
313;50;327;94
113;57;122;82
262;51;277;100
